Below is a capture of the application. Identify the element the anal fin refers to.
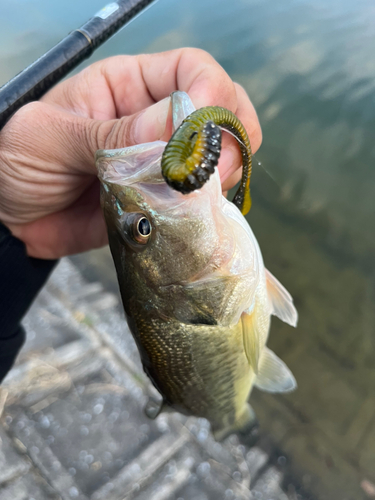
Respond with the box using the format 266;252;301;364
254;347;297;393
212;403;259;444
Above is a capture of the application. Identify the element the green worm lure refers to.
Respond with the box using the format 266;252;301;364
161;107;252;215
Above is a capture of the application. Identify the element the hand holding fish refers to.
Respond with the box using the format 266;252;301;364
0;48;262;259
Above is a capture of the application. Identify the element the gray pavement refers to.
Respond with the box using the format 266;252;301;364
0;258;309;500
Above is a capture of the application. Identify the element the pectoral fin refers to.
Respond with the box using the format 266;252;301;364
241;309;262;374
265;269;298;327
254;347;297;393
144;397;163;419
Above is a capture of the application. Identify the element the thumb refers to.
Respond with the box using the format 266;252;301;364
2;97;171;176
79;96;172;172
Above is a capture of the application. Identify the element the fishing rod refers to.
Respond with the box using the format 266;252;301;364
0;0;157;130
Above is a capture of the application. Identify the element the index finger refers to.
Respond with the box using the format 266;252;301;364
137;48;238;111
44;49;238;118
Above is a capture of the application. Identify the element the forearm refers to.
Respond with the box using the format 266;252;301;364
0;223;57;382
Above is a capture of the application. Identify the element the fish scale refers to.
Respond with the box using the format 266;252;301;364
131;303;253;431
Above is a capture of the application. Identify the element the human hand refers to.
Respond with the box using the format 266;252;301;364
0;48;262;259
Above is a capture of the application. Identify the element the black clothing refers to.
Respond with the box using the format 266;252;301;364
0;223;57;382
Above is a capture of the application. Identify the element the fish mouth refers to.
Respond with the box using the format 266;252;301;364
95;142;169;186
95;148;136;163
95;142;168;162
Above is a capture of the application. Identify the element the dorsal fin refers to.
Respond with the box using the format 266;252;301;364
265;269;298;327
254;347;296;393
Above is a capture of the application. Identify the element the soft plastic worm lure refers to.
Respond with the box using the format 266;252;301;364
161;107;252;215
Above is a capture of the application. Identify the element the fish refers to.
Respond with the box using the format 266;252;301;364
96;91;298;440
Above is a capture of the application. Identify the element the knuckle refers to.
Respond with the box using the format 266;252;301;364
1;101;50;142
183;47;215;63
72;117;105;162
95;116;136;151
9;101;47;128
233;82;247;96
113;116;135;148
86;118;103;152
0;102;44;156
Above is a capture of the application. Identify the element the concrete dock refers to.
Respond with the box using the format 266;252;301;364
0;256;309;500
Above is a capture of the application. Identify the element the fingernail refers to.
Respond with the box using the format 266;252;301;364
218;146;236;182
134;97;171;144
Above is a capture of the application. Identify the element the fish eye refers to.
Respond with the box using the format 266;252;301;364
123;213;152;246
136;217;151;239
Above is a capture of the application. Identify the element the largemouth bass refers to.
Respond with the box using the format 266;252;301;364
96;92;297;440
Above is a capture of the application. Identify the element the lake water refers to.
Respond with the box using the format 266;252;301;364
1;0;374;498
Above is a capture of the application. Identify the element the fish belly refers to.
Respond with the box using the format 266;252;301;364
130;305;256;438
